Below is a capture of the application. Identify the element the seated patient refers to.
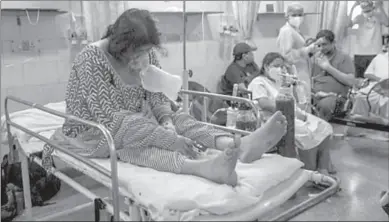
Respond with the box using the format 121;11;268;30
350;43;389;123
311;30;358;121
42;8;289;187
218;42;260;96
364;43;388;82
248;52;336;174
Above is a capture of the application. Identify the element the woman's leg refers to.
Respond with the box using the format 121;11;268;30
316;136;336;174
118;144;240;186
173;111;287;163
116;113;240;186
298;147;319;171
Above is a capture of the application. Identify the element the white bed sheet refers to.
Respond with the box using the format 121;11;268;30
2;102;305;220
20;140;304;220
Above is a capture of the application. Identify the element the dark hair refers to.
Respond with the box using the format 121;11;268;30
258;52;285;76
101;8;162;60
316;29;335;43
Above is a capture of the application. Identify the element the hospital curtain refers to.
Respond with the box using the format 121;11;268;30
316;1;349;49
231;1;261;48
276;1;284;13
218;1;237;61
82;1;130;42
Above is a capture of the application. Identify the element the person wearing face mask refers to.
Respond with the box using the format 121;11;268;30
312;30;358;121
248;52;336;175
276;3;318;109
348;0;389;78
348;42;389;129
41;8;293;187
363;42;389;82
218;42;260;96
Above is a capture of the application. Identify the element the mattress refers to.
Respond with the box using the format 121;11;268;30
2;102;307;220
19;139;306;221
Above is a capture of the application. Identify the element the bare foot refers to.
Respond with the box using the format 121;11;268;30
240;111;287;163
199;142;239;186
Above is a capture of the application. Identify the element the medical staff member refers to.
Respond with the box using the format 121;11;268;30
348;0;389;78
277;3;317;106
219;42;260;96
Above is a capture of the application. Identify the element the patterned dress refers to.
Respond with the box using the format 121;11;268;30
42;45;230;173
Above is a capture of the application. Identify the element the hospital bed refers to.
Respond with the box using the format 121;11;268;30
2;94;340;221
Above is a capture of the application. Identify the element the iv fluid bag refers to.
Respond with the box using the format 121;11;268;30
295;82;308;104
141;65;183;101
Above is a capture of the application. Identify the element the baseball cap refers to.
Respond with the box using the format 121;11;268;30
360;0;374;12
232;42;257;56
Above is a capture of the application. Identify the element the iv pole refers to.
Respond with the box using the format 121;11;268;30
182;0;189;113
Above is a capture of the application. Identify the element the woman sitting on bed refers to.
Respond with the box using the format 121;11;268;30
42;8;289;186
248;52;336;175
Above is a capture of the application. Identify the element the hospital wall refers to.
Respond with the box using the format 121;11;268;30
0;11;284;114
1;1;386;114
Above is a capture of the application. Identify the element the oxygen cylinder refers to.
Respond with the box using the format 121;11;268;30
275;76;297;158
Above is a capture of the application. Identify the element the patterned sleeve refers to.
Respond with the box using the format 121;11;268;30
147;49;175;122
77;51;119;130
147;91;175;123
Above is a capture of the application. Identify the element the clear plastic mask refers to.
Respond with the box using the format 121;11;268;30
140;65;183;101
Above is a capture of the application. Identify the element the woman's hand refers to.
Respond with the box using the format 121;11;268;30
173;136;198;159
295;108;307;122
237;83;248;92
162;119;176;132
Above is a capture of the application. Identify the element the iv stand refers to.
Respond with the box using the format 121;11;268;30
182;0;189;113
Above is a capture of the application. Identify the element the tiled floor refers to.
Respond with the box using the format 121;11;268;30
15;124;389;221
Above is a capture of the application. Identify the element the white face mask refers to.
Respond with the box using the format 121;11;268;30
289;16;304;28
268;67;283;81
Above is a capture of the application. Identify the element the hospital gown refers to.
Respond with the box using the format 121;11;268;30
248;76;333;150
277;22;312;105
42;45;231;173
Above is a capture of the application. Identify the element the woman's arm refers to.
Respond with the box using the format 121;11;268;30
148;91;175;123
256;98;276;112
80;53;179;151
147;49;176;124
249;80;276;112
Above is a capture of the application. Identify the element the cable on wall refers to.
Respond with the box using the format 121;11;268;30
25;9;40;26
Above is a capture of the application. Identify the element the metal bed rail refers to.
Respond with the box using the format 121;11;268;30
4;95;121;221
179;90;341;221
3;95;341;221
179;89;260;128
